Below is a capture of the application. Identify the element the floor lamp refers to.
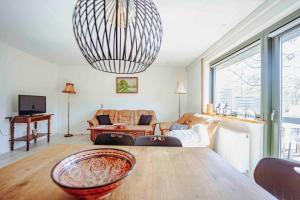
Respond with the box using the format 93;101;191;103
62;83;76;137
175;82;187;118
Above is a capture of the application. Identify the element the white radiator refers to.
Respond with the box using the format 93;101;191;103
215;127;250;174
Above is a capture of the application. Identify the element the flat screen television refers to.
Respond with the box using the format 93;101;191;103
18;95;46;116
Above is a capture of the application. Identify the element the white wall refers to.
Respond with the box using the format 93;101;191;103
0;42;60;154
186;59;202;113
0;41;188;155
57;65;187;134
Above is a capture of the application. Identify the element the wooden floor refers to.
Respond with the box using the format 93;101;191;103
0;134;92;168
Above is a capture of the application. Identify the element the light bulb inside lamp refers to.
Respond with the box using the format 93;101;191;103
105;0;136;28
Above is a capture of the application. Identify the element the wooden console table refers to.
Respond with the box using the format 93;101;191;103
6;114;53;151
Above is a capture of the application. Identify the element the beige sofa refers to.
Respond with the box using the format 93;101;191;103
87;109;158;134
159;113;220;149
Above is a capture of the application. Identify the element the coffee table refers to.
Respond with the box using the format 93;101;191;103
88;125;153;141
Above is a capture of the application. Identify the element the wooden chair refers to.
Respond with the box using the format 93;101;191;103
254;157;300;200
94;133;135;146
135;136;182;147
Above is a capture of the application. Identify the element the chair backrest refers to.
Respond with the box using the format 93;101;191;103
135;136;182;147
94;133;135;146
254;157;300;200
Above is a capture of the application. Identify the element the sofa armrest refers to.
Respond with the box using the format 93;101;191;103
159;122;173;130
150;122;159;134
159;122;174;135
87;118;99;127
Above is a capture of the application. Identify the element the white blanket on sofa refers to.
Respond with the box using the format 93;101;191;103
167;124;210;147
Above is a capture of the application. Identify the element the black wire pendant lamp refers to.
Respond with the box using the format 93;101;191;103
73;0;163;74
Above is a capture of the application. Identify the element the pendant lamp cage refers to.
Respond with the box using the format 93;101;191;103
73;0;163;74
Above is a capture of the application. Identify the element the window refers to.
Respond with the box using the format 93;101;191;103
277;26;300;161
209;12;300;158
213;42;261;116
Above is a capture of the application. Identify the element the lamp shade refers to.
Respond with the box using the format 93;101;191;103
62;83;76;94
175;82;187;94
72;0;163;74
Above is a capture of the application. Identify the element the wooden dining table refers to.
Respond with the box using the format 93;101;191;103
0;144;276;200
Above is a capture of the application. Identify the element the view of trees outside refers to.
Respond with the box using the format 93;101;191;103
282;35;300;118
215;45;261;116
281;32;300;161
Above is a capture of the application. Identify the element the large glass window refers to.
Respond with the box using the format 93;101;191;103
279;27;300;161
213;42;261;116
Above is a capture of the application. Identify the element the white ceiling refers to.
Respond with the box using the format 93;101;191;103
0;0;265;68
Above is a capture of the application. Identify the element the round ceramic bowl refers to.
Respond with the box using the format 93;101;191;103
51;148;136;199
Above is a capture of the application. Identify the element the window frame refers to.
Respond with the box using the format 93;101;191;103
270;24;300;158
211;40;263;116
264;11;300;157
209;9;300;157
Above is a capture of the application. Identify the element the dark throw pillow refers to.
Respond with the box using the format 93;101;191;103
138;115;152;125
170;123;189;131
96;115;112;125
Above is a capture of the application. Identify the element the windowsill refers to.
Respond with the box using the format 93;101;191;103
202;113;267;125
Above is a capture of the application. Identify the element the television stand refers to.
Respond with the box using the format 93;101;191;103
29;114;44;117
5;114;53;151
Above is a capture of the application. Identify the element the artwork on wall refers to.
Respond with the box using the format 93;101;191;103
116;77;138;93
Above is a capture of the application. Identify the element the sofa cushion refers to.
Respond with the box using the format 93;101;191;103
117;110;133;125
167;124;210;147
138;115;152;125
170;123;189;131
95;110;117;124
187;115;220;149
134;110;157;125
90;109;157;128
184;115;207;127
96;115;112;125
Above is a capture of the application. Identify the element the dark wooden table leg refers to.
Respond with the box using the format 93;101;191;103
34;122;37;144
92;130;100;142
47;117;50;143
10;122;15;151
92;130;96;142
26;122;30;151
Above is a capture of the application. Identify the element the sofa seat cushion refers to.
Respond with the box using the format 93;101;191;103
117;110;133;125
167;124;209;147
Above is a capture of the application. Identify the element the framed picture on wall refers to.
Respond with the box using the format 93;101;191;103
116;77;138;93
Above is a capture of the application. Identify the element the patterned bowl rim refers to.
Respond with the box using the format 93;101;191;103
50;148;136;190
